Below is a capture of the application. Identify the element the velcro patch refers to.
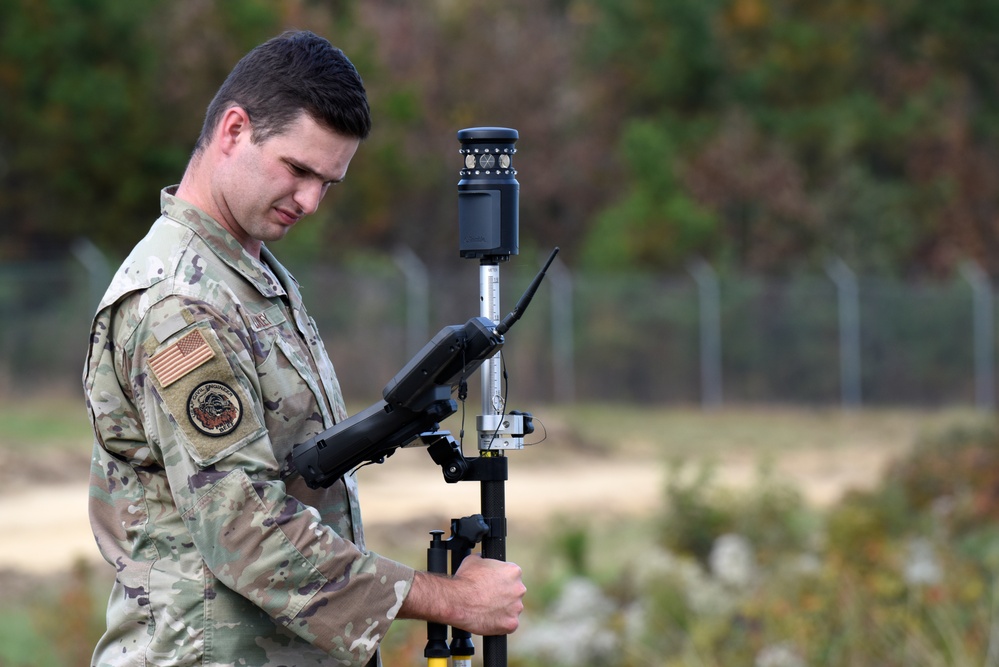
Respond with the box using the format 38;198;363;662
149;329;215;387
248;304;287;331
187;381;243;437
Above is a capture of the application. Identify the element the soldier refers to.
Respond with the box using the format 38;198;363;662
83;30;525;666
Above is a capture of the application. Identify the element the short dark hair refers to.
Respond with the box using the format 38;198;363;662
193;31;371;154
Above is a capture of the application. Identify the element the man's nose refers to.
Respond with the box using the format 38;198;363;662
295;181;325;216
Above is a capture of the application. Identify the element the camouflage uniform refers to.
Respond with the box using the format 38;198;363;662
84;188;414;667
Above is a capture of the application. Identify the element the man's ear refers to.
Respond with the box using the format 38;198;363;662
217;106;252;155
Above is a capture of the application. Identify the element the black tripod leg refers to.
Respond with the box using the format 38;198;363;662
424;531;450;665
449;543;475;666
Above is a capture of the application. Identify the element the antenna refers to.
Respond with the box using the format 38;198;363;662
496;247;560;336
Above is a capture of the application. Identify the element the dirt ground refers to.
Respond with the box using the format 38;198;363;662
0;435;906;576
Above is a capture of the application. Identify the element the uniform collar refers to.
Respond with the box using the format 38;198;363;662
160;186;287;298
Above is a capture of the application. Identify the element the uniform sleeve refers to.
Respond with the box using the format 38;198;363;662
131;296;414;663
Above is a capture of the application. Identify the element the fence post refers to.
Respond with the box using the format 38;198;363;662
960;262;995;411
548;256;575;404
392;246;430;358
825;257;862;409
689;259;722;410
71;238;111;313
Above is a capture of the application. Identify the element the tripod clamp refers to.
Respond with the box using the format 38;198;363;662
420;419;533;485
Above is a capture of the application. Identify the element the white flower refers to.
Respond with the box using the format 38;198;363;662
709;533;757;588
903;537;942;587
510;577;618;665
756;641;806;667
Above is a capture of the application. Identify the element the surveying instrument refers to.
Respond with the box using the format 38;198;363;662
292;127;557;667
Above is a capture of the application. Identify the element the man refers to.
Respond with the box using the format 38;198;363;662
84;30;525;666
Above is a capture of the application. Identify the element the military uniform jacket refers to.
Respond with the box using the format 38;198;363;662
84;188;414;666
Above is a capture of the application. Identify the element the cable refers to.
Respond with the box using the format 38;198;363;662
458;346;469;447
523;417;548;447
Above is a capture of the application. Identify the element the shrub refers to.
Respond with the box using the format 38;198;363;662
658;459;813;568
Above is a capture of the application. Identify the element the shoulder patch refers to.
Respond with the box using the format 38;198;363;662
187;381;243;437
149;325;264;465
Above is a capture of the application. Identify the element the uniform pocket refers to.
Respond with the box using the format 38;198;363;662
253;326;329;466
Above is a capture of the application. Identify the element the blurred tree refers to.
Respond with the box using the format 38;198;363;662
3;0;999;277
0;0;164;259
575;0;999;276
0;0;319;261
580;119;717;269
0;0;606;270
577;0;732;270
315;0;615;268
885;0;999;274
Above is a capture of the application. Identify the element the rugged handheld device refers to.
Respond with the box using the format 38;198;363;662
291;247;558;489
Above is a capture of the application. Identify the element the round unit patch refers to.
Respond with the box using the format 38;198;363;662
187;381;243;437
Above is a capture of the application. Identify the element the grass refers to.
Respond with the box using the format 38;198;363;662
0;392;91;451
0;611;61;665
541;403;990;458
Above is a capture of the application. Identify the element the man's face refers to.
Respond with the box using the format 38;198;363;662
214;110;360;253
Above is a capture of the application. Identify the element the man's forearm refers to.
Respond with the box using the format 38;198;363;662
397;554;525;636
399;570;466;627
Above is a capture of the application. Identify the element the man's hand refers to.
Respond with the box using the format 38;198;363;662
398;554;526;636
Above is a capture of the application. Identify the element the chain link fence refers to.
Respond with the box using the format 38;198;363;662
2;250;994;409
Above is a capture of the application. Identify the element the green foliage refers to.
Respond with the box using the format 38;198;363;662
0;612;60;667
581;121;718;269
584;0;726;113
884;419;999;544
631;414;999;665
0;0;166;256
0;395;90;451
0;560;104;667
658;459;813;568
815;164;929;274
552;519;591;577
0;0;317;260
659;462;734;564
5;0;999;274
577;0;999;274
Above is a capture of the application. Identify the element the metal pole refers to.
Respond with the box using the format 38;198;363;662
960;262;995;411
689;259;722;409
825;257;862;409
393;246;430;358
548;257;575;404
480;262;503;418
478;259;507;667
71;237;111;313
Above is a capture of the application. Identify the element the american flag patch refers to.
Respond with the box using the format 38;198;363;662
148;329;215;387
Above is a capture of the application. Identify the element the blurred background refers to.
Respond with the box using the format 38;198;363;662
4;1;999;665
4;0;999;406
